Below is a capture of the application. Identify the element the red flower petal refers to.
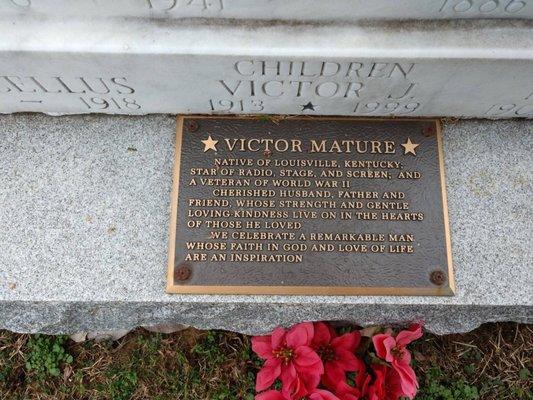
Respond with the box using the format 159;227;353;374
335;379;361;400
331;331;360;352
396;324;423;347
294;346;323;370
280;362;297;388
312;322;333;347
296;378;311;399
372;334;396;363
386;366;416;399
392;361;418;398
309;388;342;400
256;358;281;392
271;327;287;349
353;357;368;390
322;362;345;391
255;390;287;400
362;364;388;400
400;348;412;365
252;335;274;360
281;370;308;399
336;393;359;400
372;333;389;360
333;349;360;371
286;322;314;348
361;372;373;399
300;371;322;393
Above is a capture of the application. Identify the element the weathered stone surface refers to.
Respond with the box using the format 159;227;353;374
0;114;531;335
2;0;533;20
85;329;131;342
0;18;532;118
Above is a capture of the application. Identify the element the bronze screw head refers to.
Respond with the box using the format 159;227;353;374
186;120;199;132
422;125;435;137
175;265;192;282
430;270;446;286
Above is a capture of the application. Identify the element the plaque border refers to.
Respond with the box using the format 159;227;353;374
167;116;455;296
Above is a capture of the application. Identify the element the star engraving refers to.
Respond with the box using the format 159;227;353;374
301;102;316;111
201;135;218;152
401;137;420;156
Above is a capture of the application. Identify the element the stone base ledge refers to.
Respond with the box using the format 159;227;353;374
0;115;531;335
1;301;530;336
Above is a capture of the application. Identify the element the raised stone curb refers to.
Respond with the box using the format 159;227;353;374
0;18;532;118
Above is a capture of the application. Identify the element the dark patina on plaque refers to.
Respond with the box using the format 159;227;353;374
167;116;454;296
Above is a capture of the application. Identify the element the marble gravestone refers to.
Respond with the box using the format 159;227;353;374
0;1;531;337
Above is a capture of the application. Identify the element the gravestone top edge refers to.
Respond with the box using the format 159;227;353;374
2;0;533;21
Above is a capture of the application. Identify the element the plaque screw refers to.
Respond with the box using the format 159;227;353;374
422;126;435;137
186;120;199;132
430;270;446;286
175;265;192;281
263;149;272;158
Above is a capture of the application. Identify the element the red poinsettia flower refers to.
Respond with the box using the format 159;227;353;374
371;324;422;399
256;388;341;400
311;322;365;391
252;322;324;398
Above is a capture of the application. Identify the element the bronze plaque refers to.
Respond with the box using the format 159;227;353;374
167;116;454;296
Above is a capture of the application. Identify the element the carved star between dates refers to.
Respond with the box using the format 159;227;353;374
301;102;316;111
201;135;218;152
401;137;420;156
